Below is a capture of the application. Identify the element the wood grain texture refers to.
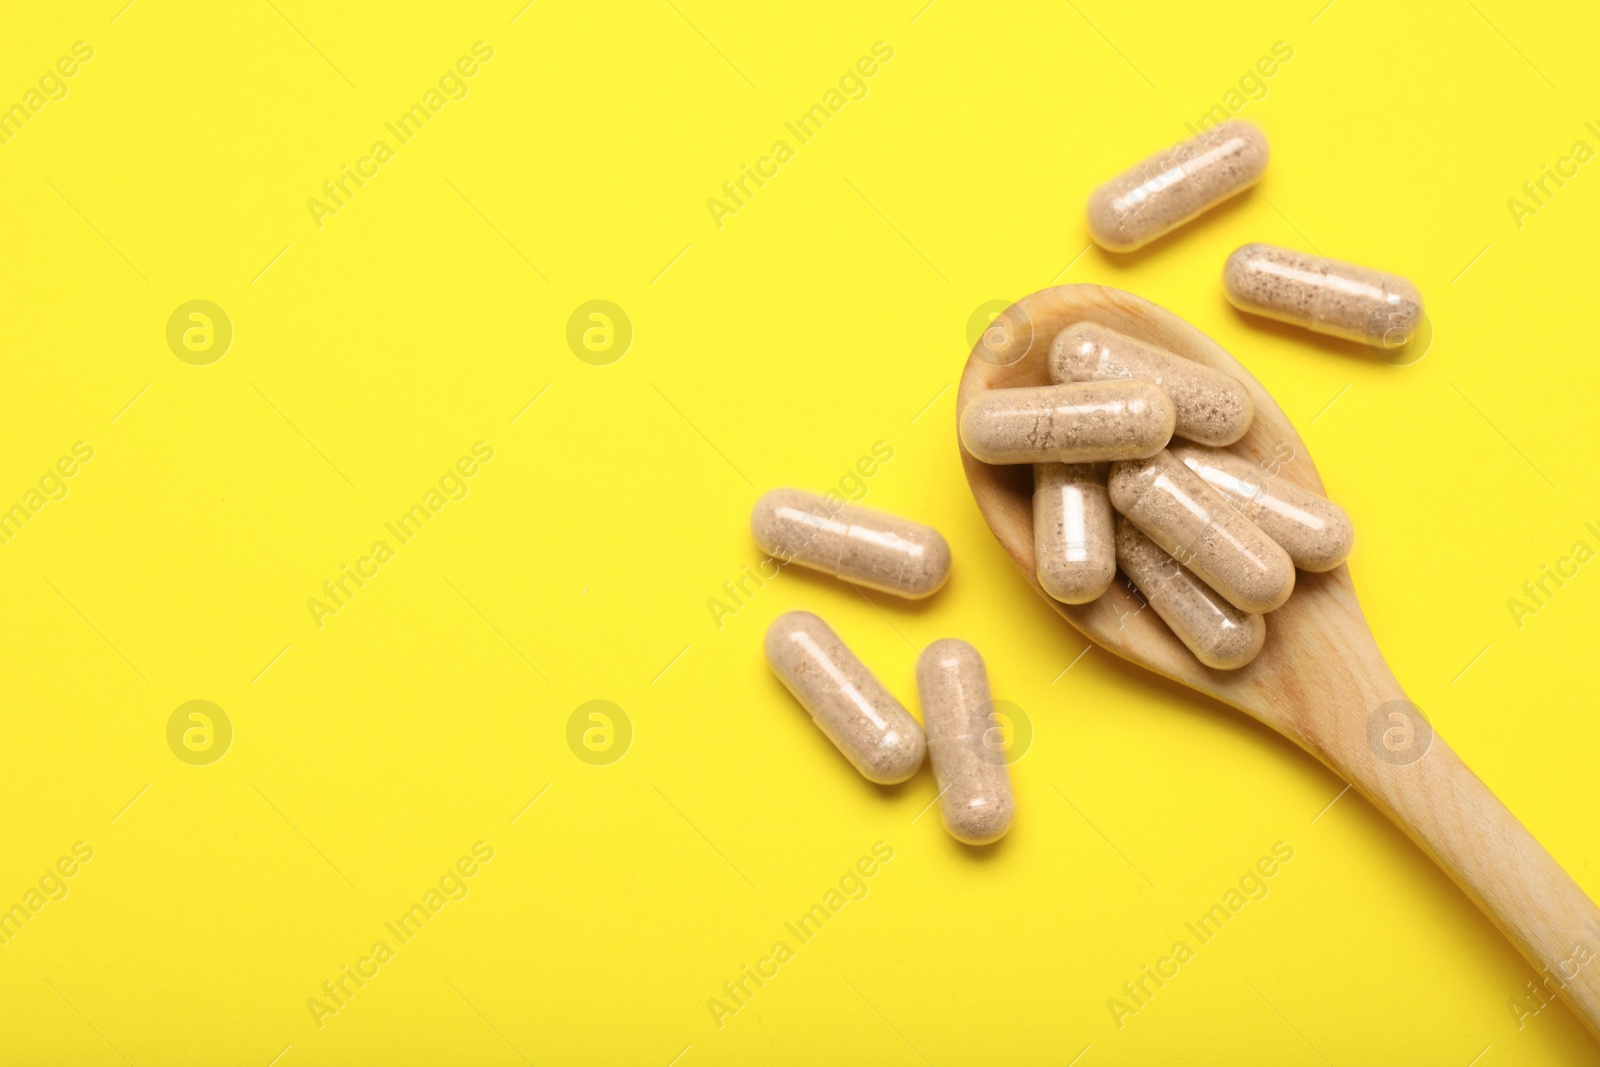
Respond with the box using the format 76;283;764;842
959;283;1600;1040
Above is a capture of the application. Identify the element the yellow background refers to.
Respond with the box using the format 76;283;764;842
3;0;1598;1063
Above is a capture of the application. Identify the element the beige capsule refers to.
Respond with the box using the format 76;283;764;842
916;638;1014;845
1087;120;1269;252
959;380;1174;465
1171;444;1355;573
1114;518;1266;670
765;611;925;784
750;488;950;599
1032;463;1115;604
1109;450;1295;614
1050;321;1253;447
1223;243;1424;348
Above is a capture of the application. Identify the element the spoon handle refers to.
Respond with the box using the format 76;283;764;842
1331;712;1600;1037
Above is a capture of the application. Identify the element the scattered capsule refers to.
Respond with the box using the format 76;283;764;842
765;611;925;784
1171;444;1355;573
1050;321;1253;447
1108;450;1295;614
959;381;1174;465
1115;518;1266;670
916;638;1014;845
1087;120;1269;252
1223;243;1424;349
1032;463;1115;604
751;488;951;599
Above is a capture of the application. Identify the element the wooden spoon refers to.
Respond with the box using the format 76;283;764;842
958;283;1600;1039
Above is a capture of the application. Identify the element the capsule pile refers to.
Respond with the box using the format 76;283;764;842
961;321;1355;671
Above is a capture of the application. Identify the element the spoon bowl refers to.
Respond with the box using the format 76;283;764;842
959;283;1600;1039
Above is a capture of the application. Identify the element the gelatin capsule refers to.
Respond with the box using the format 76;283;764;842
959;380;1174;465
1032;463;1115;605
1171;444;1354;573
750;488;951;599
1087;120;1269;252
1109;450;1294;614
1222;243;1424;348
1115;518;1266;670
916;638;1014;845
765;611;925;784
1050;321;1252;447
